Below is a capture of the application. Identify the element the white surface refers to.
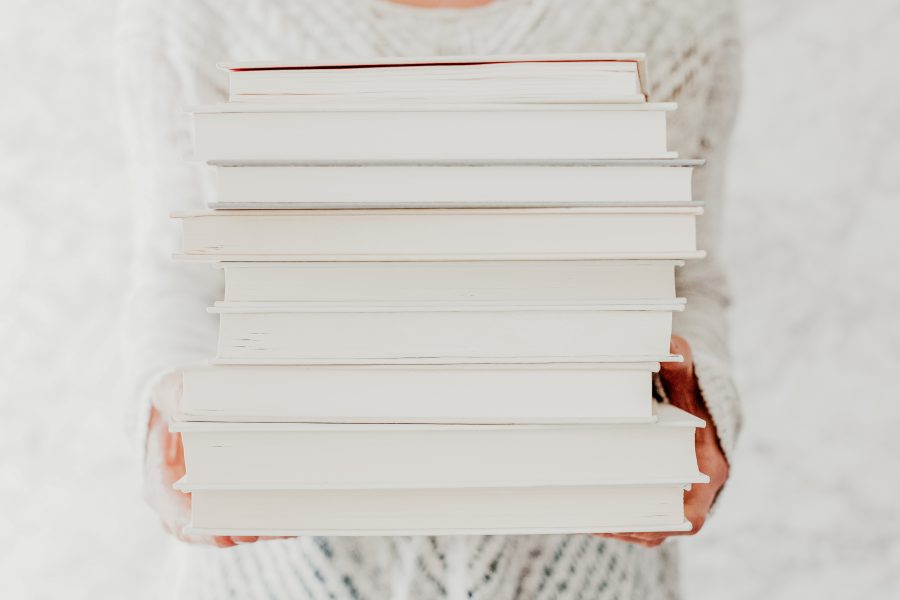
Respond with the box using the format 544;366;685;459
2;1;899;598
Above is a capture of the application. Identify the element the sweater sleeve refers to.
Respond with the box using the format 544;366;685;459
672;156;742;465
116;0;225;458
668;27;743;466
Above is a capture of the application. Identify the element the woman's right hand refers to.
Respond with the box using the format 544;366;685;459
143;372;262;547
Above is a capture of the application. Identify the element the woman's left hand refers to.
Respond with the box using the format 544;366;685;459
595;335;730;547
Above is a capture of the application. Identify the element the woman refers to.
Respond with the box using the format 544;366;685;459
118;0;741;597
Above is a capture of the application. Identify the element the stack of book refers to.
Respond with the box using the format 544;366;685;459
172;54;709;537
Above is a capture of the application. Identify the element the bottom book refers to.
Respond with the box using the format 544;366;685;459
181;484;693;536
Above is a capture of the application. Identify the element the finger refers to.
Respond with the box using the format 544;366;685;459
666;335;694;366
614;536;665;548
593;533;667;548
684;442;728;513
658;341;710;422
232;536;259;544
659;338;695;393
213;536;238;548
637;526;695;540
683;495;711;535
639;490;713;542
593;531;663;540
160;433;187;484
181;527;240;547
164;431;180;466
624;532;668;541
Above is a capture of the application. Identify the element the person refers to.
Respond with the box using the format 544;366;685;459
118;0;742;597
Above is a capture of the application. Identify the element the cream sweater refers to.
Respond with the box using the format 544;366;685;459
117;1;742;598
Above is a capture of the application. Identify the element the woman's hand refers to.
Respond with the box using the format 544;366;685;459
595;335;730;547
143;372;266;547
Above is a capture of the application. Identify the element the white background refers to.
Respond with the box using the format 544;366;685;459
2;1;899;598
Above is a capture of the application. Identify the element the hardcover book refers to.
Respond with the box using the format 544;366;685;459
175;206;702;261
221;53;649;105
191;103;676;161
173;403;706;488
217;260;682;304
209;301;683;362
179;362;665;424
210;159;701;209
182;484;695;536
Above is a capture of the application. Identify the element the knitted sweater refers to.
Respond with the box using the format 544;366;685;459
117;1;742;598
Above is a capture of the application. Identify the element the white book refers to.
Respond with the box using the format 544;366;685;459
190;103;676;161
175;207;703;261
219;260;681;304
210;159;700;208
222;54;649;105
182;485;692;536
172;403;706;488
179;362;662;424
210;301;683;363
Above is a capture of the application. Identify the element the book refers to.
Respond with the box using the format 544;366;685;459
210;159;701;208
218;260;682;304
209;301;683;363
181;484;692;536
172;403;706;488
167;52;711;539
174;207;703;261
221;54;649;105
190;103;676;161
179;362;664;424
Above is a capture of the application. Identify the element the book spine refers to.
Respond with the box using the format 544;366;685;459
222;261;679;303
180;364;658;423
214;308;676;361
178;424;699;488
188;485;687;534
193;109;673;161
214;164;693;207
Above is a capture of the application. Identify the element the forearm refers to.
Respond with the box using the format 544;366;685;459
124;261;221;450
117;0;225;451
672;257;741;463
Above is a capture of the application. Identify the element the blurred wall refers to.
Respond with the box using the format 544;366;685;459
1;1;898;598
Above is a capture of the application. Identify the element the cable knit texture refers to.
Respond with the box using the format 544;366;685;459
116;1;742;598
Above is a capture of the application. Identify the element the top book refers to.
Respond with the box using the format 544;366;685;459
219;53;648;105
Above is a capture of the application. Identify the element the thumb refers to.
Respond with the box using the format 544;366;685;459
659;336;705;416
659;335;694;380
